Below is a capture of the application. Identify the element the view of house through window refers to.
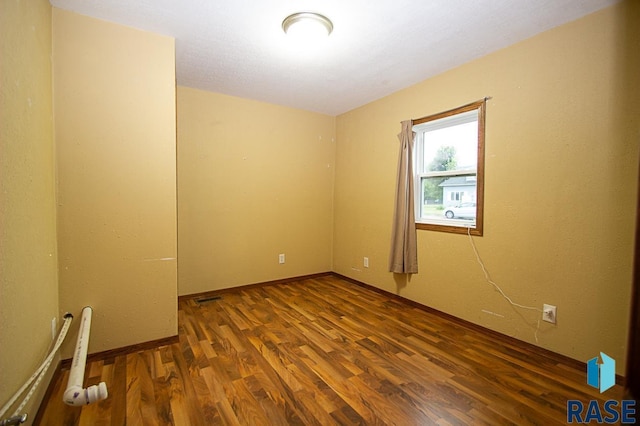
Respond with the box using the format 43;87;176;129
413;100;485;235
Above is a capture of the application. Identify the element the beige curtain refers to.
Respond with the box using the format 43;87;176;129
389;120;418;274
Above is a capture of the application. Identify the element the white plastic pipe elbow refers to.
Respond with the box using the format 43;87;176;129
63;306;108;406
63;382;108;406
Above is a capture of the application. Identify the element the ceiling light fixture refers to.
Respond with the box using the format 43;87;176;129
282;12;333;38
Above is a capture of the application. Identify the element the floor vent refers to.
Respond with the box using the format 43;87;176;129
195;296;222;304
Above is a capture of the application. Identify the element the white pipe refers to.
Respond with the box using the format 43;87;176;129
0;314;73;421
63;307;108;406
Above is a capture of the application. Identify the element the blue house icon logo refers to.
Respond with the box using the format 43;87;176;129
587;352;615;393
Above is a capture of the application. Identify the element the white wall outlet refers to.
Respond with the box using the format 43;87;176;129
51;317;57;340
278;253;285;264
364;257;369;268
542;304;557;324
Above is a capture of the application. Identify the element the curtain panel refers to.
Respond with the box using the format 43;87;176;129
389;120;418;274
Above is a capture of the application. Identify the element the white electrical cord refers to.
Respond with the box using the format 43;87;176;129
0;314;73;421
466;226;542;342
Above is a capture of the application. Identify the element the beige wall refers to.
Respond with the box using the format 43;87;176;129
0;0;59;420
53;9;177;356
177;87;335;295
334;0;639;373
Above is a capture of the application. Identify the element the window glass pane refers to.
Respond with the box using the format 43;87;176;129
419;119;478;174
419;175;477;225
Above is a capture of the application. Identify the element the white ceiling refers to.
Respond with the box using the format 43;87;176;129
49;0;618;116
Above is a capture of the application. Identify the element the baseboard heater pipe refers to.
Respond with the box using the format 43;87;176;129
63;306;108;406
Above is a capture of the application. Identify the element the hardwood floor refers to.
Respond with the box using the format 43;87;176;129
36;275;625;425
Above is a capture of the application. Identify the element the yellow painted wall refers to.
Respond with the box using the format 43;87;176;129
334;0;639;373
53;9;177;356
0;0;59;420
177;87;335;295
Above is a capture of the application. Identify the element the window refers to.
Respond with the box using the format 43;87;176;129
413;100;485;236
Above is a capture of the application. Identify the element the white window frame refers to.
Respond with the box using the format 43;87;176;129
413;100;486;236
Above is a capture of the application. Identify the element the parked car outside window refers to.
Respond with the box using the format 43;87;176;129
444;202;476;219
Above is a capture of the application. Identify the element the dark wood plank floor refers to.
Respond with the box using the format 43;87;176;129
36;275;625;425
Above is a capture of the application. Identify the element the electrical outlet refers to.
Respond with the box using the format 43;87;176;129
364;257;369;268
542;304;557;324
278;253;285;264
